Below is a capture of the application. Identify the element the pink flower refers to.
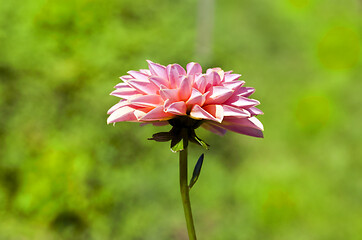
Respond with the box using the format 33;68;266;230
107;60;264;138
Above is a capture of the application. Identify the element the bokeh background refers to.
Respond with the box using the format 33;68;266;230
0;0;361;239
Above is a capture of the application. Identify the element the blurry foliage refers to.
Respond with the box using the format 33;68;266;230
0;0;361;239
318;26;360;70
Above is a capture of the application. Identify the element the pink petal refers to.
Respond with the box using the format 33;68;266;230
186;88;204;106
223;116;264;130
247;107;264;116
222;81;245;90
201;122;227;136
127;80;159;95
147;60;168;79
219;124;264;138
159;88;179;102
203;104;224;122
186;62;202;75
194;75;208;93
163;99;172;109
167;64;186;88
178;76;192;100
130;95;163;107
165;101;187;115
140;106;174;121
127;71;149;81
224;73;241;82
148;76;169;88
107;100;130;114
110;88;140;99
119;75;133;82
204;86;234;104
174;64;186;75
235;87;255;97
190;105;221;122
133;109;149;120
222;105;251;117
226;95;260;108
207;68;224;82
206;68;220;74
107;106;137;124
115;83;131;89
205;70;221;85
217;70;225;81
139;69;151;75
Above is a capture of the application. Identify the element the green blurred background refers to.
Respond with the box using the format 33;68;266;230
0;0;361;239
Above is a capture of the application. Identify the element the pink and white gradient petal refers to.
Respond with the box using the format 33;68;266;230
107;106;138;124
140;106;174;121
201;122;227;136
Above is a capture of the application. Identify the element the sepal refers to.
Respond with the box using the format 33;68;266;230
148;132;173;142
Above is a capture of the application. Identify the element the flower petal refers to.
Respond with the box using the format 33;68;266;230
130;95;163;107
204;86;234;104
223;116;264;130
222;105;251;117
226;95;260;108
127;70;149;81
148;76;169;88
127;80;159;95
219;124;264;138
194;75;209;93
107;100;130;114
140;106;174;121
139;69;151;75
222;81;245;90
165;101;187;115
235;87;255;97
247;107;264;116
159;88;179;102
224;73;241;82
115;83;130;89
147;60;168;79
201;122;227;136
110;88;140;99
133;109;149;120
178;76;192;100
186;62;202;75
167;64;186;88
119;75;133;82
190;105;222;123
186;88;205;106
205;70;222;85
203;104;224;122
107;106;137;124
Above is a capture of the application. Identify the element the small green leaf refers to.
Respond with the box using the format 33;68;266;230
189;153;204;189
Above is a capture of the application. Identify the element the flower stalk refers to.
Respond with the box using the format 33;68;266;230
179;146;197;240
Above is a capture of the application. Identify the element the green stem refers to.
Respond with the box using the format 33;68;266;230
179;146;197;240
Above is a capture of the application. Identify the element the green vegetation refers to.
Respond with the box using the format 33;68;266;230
0;0;361;239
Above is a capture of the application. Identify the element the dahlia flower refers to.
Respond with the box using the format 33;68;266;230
107;60;264;139
107;60;264;240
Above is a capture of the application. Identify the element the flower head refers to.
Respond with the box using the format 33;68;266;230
107;60;264;138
